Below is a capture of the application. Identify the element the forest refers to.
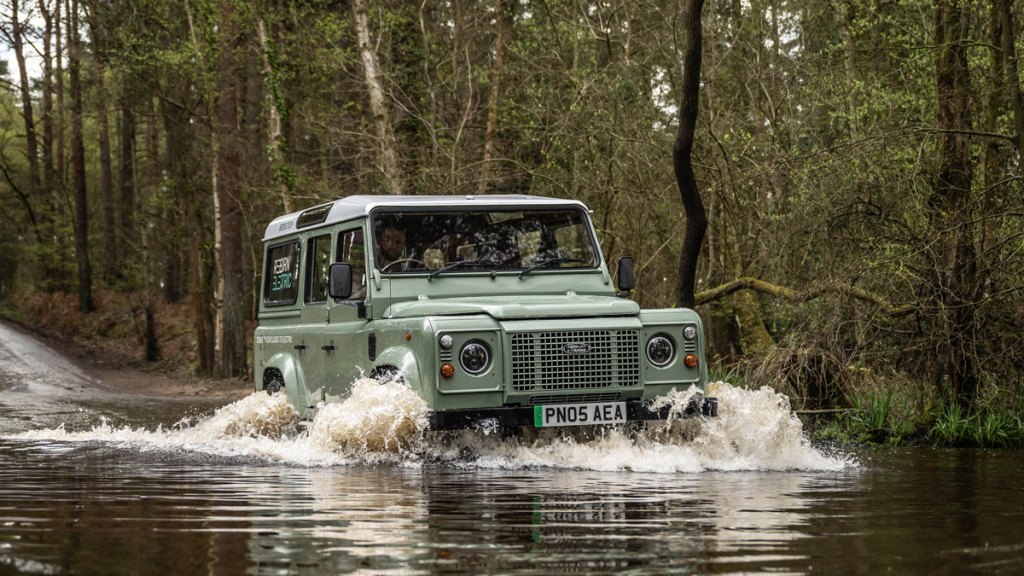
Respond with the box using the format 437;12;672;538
0;0;1022;446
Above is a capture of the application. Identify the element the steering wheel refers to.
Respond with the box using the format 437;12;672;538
380;258;427;272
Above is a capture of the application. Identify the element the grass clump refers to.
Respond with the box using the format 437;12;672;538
796;367;1024;448
809;388;921;445
930;396;1023;448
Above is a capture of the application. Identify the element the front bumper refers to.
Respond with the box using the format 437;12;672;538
428;397;718;431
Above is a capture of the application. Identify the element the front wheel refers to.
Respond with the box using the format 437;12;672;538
263;370;284;394
369;365;400;384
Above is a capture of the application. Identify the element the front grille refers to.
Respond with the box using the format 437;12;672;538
528;392;622;405
511;330;640;392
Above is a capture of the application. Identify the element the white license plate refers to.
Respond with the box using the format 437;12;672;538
533;402;627;428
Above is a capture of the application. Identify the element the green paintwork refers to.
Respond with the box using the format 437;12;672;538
253;195;708;422
383;295;640;320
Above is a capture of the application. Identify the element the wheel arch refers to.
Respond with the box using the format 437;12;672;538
261;353;309;411
370;346;425;396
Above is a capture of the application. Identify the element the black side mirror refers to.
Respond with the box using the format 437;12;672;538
329;263;353;300
616;256;635;295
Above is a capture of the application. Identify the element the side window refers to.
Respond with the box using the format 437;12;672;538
305;234;332;304
264;241;300;307
338;229;366;300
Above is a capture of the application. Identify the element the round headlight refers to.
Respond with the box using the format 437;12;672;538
460;341;491;375
439;334;454;349
683;325;697;341
646;335;675;367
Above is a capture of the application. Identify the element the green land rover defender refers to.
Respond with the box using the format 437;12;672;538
254;195;717;431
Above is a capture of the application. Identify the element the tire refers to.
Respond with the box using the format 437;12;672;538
369;365;400;384
263;370;285;394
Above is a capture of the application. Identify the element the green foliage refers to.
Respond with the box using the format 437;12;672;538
708;362;745;388
0;0;1021;401
805;378;1024;449
930;397;1024;449
849;389;895;441
814;388;916;446
930;400;973;447
972;409;1016;448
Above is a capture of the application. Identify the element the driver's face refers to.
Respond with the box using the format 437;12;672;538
379;225;405;261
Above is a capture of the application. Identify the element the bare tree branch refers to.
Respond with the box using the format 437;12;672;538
695;276;917;318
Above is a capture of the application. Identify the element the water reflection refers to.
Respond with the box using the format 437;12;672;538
0;440;840;574
3;441;1024;574
0;376;877;575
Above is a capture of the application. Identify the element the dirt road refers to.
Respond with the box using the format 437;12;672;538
0;320;247;433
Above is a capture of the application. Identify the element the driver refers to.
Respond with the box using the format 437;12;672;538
375;218;408;270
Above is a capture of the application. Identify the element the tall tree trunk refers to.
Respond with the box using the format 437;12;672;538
255;17;291;213
724;219;774;354
724;0;775;356
478;0;511;194
163;91;211;371
674;0;708;309
141;96;161;362
9;0;41;199
86;1;119;282
981;0;1008;300
39;0;55;195
353;0;404;195
156;90;183;305
119;87;136;246
931;0;977;410
418;1;439;162
35;0;60;287
68;0;92;312
998;0;1024;167
55;0;65;193
182;0;216;375
215;0;248;378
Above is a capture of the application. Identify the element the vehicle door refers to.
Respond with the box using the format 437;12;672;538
259;239;304;408
324;224;370;401
297;231;334;408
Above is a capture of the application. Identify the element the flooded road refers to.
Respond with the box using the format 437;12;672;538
2;322;1023;574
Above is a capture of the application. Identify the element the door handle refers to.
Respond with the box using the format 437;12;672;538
321;345;336;352
294;344;307;351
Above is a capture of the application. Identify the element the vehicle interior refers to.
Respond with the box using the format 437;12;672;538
372;209;598;274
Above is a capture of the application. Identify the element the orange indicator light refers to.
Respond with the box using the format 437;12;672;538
404;333;412;341
684;354;699;368
440;363;455;378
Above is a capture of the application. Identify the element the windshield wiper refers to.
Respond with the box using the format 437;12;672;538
427;259;499;280
518;257;588;278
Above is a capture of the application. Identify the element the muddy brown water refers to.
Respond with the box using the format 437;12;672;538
1;322;1023;575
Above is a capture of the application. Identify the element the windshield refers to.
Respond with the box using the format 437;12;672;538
371;209;599;274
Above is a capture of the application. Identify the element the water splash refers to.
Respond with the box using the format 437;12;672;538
195;390;301;438
309;378;429;459
7;380;852;472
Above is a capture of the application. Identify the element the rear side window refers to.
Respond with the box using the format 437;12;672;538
264;241;300;306
306;234;332;304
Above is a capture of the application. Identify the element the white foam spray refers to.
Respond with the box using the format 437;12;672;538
7;379;851;472
309;378;429;460
194;390;302;438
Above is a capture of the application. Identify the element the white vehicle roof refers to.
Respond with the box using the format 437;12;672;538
262;194;590;242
